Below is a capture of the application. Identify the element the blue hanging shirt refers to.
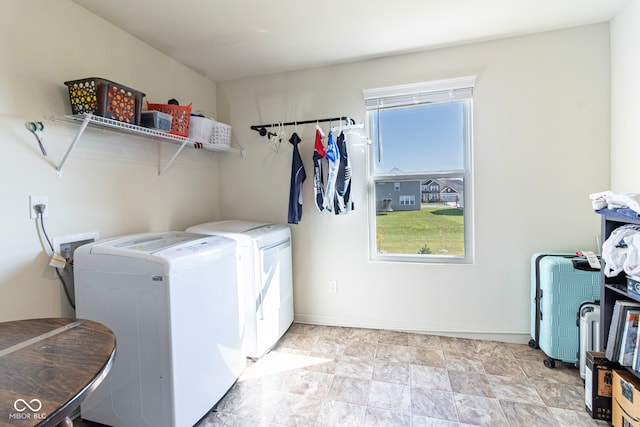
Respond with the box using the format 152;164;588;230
288;132;306;224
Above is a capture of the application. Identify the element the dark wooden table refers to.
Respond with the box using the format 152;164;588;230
0;318;115;427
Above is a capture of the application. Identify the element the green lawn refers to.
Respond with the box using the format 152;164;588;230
375;205;464;255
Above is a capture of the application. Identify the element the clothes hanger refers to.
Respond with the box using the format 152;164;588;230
277;121;286;143
331;116;365;133
315;120;325;138
269;122;282;152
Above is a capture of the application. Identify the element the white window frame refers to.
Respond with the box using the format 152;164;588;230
364;76;475;264
399;195;416;206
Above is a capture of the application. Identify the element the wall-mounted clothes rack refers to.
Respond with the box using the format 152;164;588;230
250;116;355;138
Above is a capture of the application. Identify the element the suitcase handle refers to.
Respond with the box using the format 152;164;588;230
576;300;600;326
571;258;601;272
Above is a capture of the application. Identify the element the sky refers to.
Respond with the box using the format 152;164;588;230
370;101;465;174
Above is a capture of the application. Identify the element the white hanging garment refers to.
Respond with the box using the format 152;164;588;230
333;131;354;214
322;131;339;212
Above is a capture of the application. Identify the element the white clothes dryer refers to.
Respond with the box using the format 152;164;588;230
187;220;293;358
74;232;245;427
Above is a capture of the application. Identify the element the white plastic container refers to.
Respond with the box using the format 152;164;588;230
188;115;231;147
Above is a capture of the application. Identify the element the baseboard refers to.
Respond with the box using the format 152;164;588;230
293;313;530;344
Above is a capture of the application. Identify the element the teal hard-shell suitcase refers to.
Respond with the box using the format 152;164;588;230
529;253;601;368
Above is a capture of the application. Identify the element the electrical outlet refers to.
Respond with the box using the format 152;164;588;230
29;195;48;219
329;280;338;293
53;231;100;264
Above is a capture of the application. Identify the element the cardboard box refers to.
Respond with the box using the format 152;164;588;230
612;369;640;427
585;351;613;421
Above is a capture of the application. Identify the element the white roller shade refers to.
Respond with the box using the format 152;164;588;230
364;75;476;110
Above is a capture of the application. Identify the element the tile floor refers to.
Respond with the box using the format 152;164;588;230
77;323;611;427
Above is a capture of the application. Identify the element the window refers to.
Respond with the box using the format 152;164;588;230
399;195;415;206
364;76;474;263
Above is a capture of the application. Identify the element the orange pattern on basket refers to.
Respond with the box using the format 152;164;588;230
147;103;192;136
107;86;136;123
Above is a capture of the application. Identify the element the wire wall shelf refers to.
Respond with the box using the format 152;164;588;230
47;113;242;177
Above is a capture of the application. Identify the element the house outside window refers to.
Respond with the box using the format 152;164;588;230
399;195;415;206
364;76;474;263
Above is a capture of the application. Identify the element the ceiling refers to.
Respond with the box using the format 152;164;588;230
71;0;631;82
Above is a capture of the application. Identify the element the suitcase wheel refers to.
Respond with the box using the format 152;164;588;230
543;358;556;369
528;339;539;349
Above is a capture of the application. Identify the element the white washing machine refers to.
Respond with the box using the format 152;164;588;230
187;220;293;358
74;232;245;427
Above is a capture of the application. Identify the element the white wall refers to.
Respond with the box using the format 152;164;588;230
0;1;225;321
217;25;611;342
0;3;614;343
610;0;640;190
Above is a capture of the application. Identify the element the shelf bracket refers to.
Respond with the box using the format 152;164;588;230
56;113;92;177
158;139;190;178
